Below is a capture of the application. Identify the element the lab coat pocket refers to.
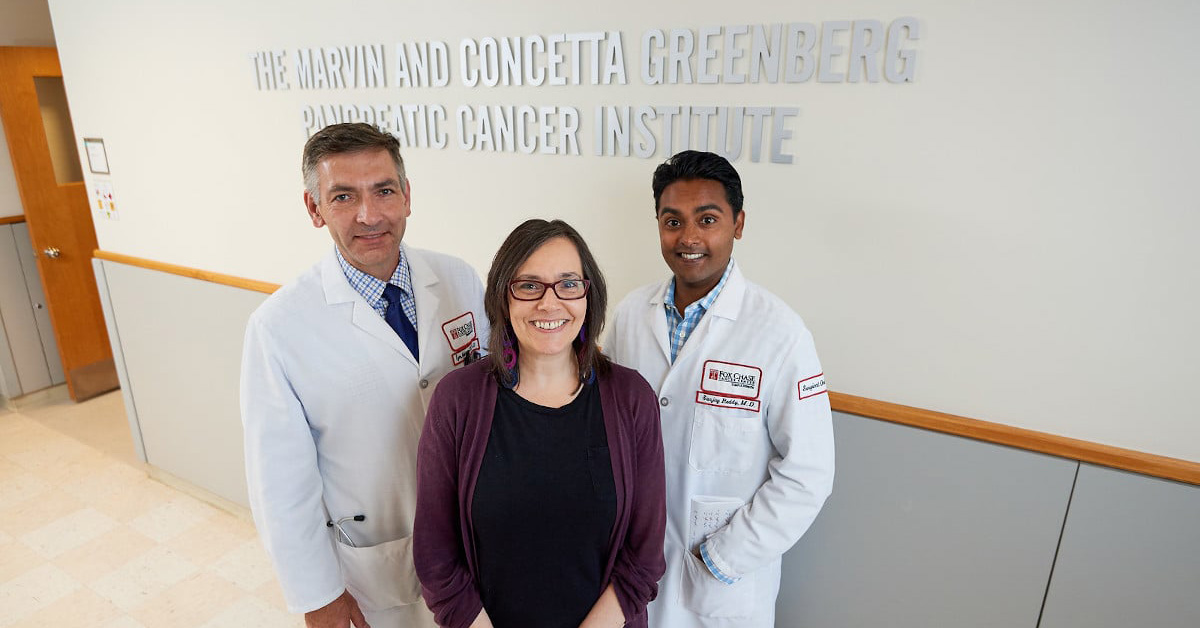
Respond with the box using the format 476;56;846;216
689;407;763;473
334;534;422;612
679;550;756;619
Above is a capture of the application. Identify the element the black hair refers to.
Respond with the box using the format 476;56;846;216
651;150;744;215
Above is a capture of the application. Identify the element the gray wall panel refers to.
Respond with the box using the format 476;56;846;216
13;222;63;385
0;225;23;398
102;261;266;506
96;258;1200;628
93;259;146;462
0;223;53;396
1040;464;1200;628
777;412;1078;628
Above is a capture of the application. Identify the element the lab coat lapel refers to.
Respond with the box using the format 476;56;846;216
671;261;746;365
407;247;440;374
646;280;673;363
318;248;415;364
707;260;746;323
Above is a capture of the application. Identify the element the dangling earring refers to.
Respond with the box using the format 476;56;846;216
502;327;517;370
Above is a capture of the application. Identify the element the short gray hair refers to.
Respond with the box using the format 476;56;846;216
302;123;406;199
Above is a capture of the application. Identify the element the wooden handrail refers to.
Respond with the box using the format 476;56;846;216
93;249;1200;486
93;249;279;294
830;392;1200;486
0;214;26;225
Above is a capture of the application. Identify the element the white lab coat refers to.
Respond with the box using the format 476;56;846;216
240;245;488;627
607;261;834;628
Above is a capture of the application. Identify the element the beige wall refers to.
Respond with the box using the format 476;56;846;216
0;0;56;46
47;0;1200;462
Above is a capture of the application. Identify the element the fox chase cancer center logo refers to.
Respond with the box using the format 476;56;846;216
441;312;479;365
696;360;763;412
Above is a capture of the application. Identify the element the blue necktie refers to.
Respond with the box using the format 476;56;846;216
383;284;419;361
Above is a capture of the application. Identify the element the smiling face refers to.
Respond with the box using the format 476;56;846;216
508;236;587;364
657;178;745;310
304;148;411;281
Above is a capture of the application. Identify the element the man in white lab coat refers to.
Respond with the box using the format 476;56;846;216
241;123;487;628
608;150;835;628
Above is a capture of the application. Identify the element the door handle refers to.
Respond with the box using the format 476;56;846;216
43;247;61;258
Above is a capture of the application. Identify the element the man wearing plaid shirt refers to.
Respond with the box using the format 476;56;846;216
608;151;835;628
241;123;487;628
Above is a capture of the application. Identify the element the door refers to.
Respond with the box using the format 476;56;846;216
0;46;117;401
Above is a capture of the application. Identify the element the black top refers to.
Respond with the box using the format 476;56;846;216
471;382;617;628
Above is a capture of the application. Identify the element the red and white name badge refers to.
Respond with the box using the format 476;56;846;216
798;373;828;400
441;312;479;365
450;339;481;365
695;360;763;412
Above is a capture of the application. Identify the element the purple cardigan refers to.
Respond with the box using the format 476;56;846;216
414;361;666;628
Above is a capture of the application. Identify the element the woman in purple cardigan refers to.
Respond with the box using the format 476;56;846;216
414;219;666;628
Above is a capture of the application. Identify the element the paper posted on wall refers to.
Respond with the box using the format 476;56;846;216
689;495;743;551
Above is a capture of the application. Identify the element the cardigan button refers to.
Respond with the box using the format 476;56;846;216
660;397;669;407
419;379;430;389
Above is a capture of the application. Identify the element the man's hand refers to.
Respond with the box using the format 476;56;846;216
305;589;370;628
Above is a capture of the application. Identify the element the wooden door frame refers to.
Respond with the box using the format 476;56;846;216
0;46;116;401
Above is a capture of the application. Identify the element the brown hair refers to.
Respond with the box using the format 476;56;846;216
484;219;610;386
301;122;406;198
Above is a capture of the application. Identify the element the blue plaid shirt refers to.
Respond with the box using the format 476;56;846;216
666;260;740;585
335;246;418;329
663;260;735;363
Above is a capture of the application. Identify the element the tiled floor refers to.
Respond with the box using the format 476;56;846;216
0;387;296;627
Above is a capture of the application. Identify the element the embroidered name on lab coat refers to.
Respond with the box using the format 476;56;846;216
798;373;828;400
696;360;763;412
